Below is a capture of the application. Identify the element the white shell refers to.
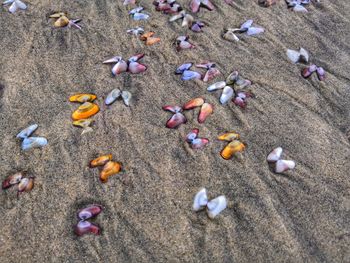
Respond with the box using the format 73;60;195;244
17;124;38;139
207;81;226;91
207;195;227;219
121;91;132;106
193;188;208;211
220;86;234;104
286;49;300;63
299;47;309;63
246;27;264;36
275;160;296;173
105;89;121;105
21;137;48;151
267;147;283;162
293;4;308;12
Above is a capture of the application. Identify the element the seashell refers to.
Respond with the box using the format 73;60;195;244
128;61;147;74
17;177;34;193
140;31;154;40
123;0;136;5
293;4;308;12
203;67;220;82
17;124;38;139
2;172;24;189
129;6;144;14
90;154;113;168
258;0;278;7
166;112;187;129
316;67;325;81
235;76;252;88
112;60;128;75
127;27;144;35
223;30;240;42
190;0;201;13
100;161;122;183
207;81;226;91
21;137;48;151
193;188;208;211
49;12;67;18
181;70;202;81
233;91;253;109
226;71;239;85
121;91;132;106
105;89;121;105
191;21;204;32
72;119;94;128
207;195;227;219
198;103;213;123
69;94;97;103
176;63;192;74
183;97;204;110
246;27;265;36
133;13;150;20
287;47;309;64
301;64;317;78
169;10;185;22
77;204;102;220
145;36;161;45
74;221;100;236
128;53;144;62
240;20;253;32
103;56;122;64
72;102;99;120
54;15;70;28
220;140;245;160
275;160;296;173
220;86;235;104
217;131;240;142
186;128;199;142
176;36;195;51
182;14;194;28
163;105;182;113
5;0;27;14
267;147;283;162
186;129;209;149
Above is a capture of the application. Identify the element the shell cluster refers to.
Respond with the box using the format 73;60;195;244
69;94;99;134
49;12;82;29
153;0;182;14
218;131;245;160
223;19;265;42
2;0;27;13
176;62;220;82
163;97;213;128
176;35;195;51
2;171;34;197
208;71;254;108
286;0;311;12
129;6;149;20
17;124;48;151
74;204;102;236
190;0;214;13
89;155;122;183
186;128;209;150
127;27;144;36
267;147;296;173
169;10;205;33
193;188;227;219
140;31;161;46
105;89;132;106
103;54;147;76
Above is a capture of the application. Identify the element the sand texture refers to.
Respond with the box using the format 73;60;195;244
0;0;350;262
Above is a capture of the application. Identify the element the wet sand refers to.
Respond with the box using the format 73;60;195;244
0;0;350;262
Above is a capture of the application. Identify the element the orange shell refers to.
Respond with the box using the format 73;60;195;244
146;37;161;46
183;97;204;110
90;154;113;168
100;161;122;183
140;32;155;40
54;16;69;28
220;140;245;160
72;102;99;120
69;94;97;103
218;131;240;142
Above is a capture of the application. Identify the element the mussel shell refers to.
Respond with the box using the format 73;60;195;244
69;94;97;103
90;154;113;168
72;102;99;120
100;161;122;183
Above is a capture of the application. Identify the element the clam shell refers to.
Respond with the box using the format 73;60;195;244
217;132;240;142
112;60;128;75
121;91;132;106
226;71;239;85
191;138;209;149
77;204;102;220
186;128;199;142
181;70;201;81
69;94;97;103
105;89;121;105
90;154;113;168
72;102;99;120
17;124;38;139
128;54;144;62
54;16;69;28
182;14;194;27
18;177;34;193
220;140;245;160
203;67;220;83
2;172;24;189
183;98;204;110
220;86;234;104
316;67;326;81
163;105;182;113
49;12;67;18
275;160;296;173
21;137;48;151
190;0;201;13
74;221;100;236
166;112;187;129
207;195;227;219
176;63;192;74
193;188;208;211
146;37;161;46
140;32;155;40
267;147;283;162
72;119;94;129
100;161;122;183
207;81;226;91
128;61;147;74
223;30;239;42
198;103;213;123
133;13;150;21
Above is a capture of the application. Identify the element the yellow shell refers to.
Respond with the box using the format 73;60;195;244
49;12;67;18
100;161;122;183
54;16;69;28
90;154;113;168
218;131;240;142
69;94;97;103
72;119;94;129
72;102;99;120
221;140;245;160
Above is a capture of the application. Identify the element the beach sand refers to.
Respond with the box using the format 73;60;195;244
0;0;350;262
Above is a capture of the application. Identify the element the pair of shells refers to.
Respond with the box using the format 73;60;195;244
176;36;195;51
3;0;27;13
127;27;144;36
190;0;214;13
186;128;209;149
129;6;150;20
17;124;48;151
163;98;213;129
2;172;34;196
218;131;245;160
286;0;310;12
49;13;82;29
103;54;147;76
169;11;205;32
153;0;182;14
105;89;131;106
193;188;227;219
223;19;265;42
267;147;296;173
176;62;220;82
74;204;102;236
90;155;122;183
140;32;161;46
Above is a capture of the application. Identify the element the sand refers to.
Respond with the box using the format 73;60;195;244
0;0;350;262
